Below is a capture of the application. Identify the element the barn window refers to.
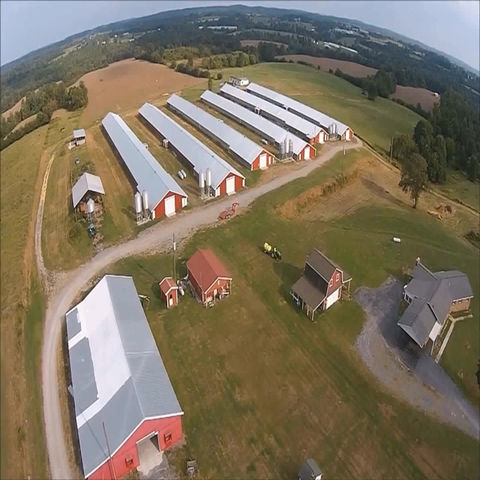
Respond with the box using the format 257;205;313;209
164;432;172;444
329;280;333;287
336;273;340;282
125;456;134;467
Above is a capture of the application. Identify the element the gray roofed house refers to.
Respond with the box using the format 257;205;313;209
291;249;351;320
200;90;312;159
71;172;105;208
66;275;184;478
167;94;274;170
398;260;474;349
220;83;324;142
246;82;352;139
73;128;86;139
102;112;187;216
139;102;245;195
298;458;323;480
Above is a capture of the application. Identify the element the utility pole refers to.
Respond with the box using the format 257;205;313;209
390;135;394;163
102;422;117;480
173;233;176;282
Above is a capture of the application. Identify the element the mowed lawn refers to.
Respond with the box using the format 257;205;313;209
0;126;50;479
103;151;479;479
213;63;421;153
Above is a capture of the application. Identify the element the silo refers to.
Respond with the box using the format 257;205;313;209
198;170;205;189
288;138;293;155
134;192;142;214
206;168;212;188
86;198;95;214
142;190;149;212
329;123;335;135
279;139;285;159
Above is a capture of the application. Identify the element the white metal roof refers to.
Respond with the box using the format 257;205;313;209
139;102;244;189
66;275;183;478
101;113;187;211
220;83;322;140
71;172;105;208
73;128;86;138
200;90;309;156
246;82;351;136
167;94;268;168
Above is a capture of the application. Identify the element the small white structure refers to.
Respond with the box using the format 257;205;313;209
71;172;105;209
72;129;86;146
298;459;323;480
229;76;249;87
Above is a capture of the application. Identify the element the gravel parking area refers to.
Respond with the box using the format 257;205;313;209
355;277;479;439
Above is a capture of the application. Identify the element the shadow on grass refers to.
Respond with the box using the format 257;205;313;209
273;261;302;305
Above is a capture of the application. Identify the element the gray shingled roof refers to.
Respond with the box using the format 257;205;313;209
167;94;268;168
292;249;350;310
71;172;105;208
66;275;183;478
102;112;187;210
299;458;323;480
200;90;309;157
220;83;322;140
246;82;351;136
398;262;473;347
139;102;244;190
73;128;86;139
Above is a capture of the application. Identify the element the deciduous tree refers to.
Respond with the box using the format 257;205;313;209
398;153;428;208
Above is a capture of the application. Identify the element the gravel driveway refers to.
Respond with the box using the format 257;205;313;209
355;277;479;439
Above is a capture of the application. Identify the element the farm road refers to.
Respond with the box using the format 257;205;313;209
40;140;361;479
355;278;480;439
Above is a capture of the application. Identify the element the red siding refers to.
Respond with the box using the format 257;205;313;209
204;278;231;303
297;145;316;161
188;271;231;305
326;268;343;299
343;128;353;141
88;415;183;480
154;192;185;219
161;288;178;308
218;173;243;196
251;150;274;170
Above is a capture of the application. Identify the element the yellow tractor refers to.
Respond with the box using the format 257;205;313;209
263;242;282;260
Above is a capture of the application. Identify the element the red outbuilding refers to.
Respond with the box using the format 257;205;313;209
186;249;232;306
160;276;179;308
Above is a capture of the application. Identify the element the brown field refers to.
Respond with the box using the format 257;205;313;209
392;85;440;112
240;39;287;47
75;58;205;126
1;96;25;119
277;55;378;77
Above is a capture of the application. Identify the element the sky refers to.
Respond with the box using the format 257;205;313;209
1;1;479;70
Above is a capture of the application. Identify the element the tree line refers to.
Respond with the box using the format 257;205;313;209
1;82;87;150
392;89;479;187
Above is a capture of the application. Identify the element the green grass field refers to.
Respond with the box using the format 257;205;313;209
434;170;480;212
0;125;50;479
101;151;479;479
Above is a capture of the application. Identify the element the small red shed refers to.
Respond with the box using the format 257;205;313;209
159;277;179;308
186;249;232;306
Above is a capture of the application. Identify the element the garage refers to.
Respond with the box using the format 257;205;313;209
259;153;267;169
226;176;235;194
304;146;310;160
164;195;176;217
326;287;340;309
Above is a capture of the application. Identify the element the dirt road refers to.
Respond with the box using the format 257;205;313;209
355;278;479;439
40;141;361;479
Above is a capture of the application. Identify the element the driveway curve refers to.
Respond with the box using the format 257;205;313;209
355;277;479;439
40;141;361;479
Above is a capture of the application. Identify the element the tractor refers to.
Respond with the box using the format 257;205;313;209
263;242;282;260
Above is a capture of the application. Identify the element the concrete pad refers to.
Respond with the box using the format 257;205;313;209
137;435;164;477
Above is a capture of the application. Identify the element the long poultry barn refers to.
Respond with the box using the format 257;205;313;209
102;112;187;219
167;94;275;170
66;275;184;480
220;83;326;144
139;103;245;196
246;82;353;141
200;90;315;161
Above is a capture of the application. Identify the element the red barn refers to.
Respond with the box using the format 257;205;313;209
66;275;184;479
159;276;179;309
186;249;232;306
291;249;352;320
